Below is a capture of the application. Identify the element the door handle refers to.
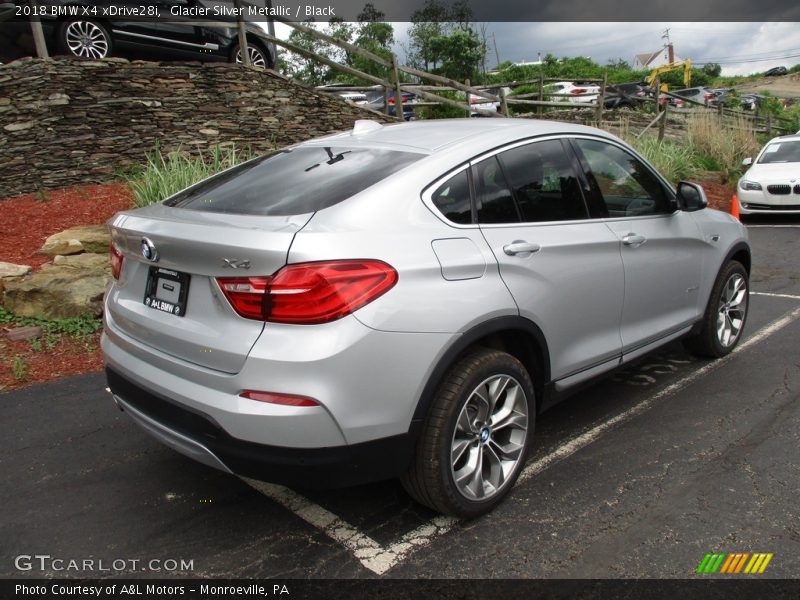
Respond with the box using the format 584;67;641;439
503;241;541;256
622;233;647;247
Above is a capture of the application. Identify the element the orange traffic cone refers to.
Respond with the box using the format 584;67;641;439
730;194;740;220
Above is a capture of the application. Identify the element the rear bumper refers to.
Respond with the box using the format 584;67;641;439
107;367;416;488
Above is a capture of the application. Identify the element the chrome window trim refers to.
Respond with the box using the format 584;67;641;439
421;133;679;229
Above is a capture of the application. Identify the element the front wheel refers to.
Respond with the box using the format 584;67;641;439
684;260;749;358
402;349;535;518
58;19;112;59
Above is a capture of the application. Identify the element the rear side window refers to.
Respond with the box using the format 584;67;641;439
498;139;588;222
473;156;519;224
165;146;423;216
432;170;472;224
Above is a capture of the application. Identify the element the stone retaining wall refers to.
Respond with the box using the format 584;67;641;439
0;57;394;197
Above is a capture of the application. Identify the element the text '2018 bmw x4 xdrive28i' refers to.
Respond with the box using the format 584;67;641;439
103;119;750;518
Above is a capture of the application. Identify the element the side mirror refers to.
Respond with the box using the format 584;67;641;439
741;157;753;167
676;181;708;212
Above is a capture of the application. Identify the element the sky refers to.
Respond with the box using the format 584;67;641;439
274;22;800;76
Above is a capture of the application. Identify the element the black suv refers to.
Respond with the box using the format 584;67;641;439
1;0;275;67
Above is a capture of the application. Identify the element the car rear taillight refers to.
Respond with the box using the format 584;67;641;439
571;88;586;95
109;242;123;280
240;390;319;407
217;259;397;324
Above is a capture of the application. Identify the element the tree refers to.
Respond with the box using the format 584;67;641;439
405;0;486;81
280;19;332;87
352;4;395;82
702;63;721;78
430;28;483;82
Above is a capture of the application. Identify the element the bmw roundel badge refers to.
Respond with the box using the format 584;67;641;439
141;237;159;262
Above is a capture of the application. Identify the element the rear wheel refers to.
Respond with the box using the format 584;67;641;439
402;348;534;518
684;261;749;357
58;19;111;59
232;42;269;69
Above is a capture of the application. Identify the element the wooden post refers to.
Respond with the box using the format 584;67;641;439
595;70;607;123
465;79;471;118
233;0;250;66
29;0;49;59
658;101;667;142
766;113;772;137
391;55;403;122
655;76;661;112
499;86;508;117
537;71;544;116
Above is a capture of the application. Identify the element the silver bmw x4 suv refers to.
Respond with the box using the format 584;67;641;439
103;119;750;517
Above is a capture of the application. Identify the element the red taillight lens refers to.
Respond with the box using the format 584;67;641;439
240;390;319;407
109;242;123;280
217;260;397;324
571;88;586;95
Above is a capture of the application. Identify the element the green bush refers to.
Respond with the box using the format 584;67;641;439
629;136;702;183
126;144;254;208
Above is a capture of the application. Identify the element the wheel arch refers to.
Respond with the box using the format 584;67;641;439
410;316;551;435
725;241;751;275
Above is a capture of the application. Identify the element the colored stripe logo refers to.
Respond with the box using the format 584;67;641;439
696;552;773;574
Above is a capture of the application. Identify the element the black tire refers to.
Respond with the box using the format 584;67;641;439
401;348;535;518
57;19;112;59
231;41;270;69
683;261;749;358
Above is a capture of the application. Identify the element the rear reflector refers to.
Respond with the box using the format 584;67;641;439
240;390;319;407
110;242;123;280
217;259;397;324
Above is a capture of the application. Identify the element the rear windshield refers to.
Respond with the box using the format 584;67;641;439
164;146;423;216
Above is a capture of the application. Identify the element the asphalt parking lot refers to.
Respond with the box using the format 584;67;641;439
2;217;799;579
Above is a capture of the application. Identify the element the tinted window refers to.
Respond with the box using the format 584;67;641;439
432;170;472;224
498;140;588;222
473;156;519;224
573;139;671;217
165;146;423;216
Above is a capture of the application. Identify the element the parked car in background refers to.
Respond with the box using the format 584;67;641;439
738;133;800;215
764;66;788;77
547;81;601;104
104;118;750;518
315;85;370;106
1;0;275;67
365;91;416;120
468;86;512;115
661;87;716;108
603;81;653;108
739;93;763;111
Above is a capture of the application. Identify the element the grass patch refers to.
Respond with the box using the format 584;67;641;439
12;356;28;382
629;136;702;183
125;144;254;208
0;307;102;340
686;113;761;179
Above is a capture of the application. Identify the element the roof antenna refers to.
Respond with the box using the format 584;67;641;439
352;120;384;136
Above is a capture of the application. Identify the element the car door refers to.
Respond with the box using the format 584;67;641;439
570;137;705;357
475;138;625;386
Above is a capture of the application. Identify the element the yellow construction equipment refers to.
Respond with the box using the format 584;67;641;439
646;59;692;92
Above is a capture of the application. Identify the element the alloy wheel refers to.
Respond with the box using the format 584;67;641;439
716;273;747;347
64;21;109;59
236;46;268;68
450;374;529;501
